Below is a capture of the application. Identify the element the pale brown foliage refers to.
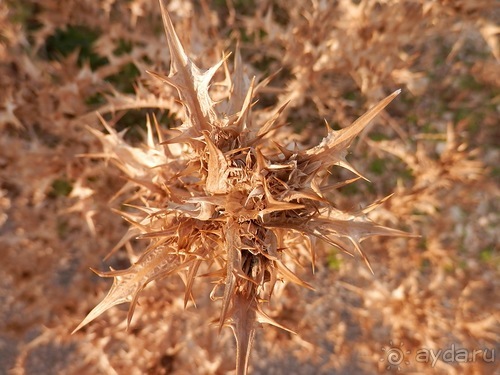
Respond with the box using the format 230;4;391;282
72;2;411;373
1;0;498;374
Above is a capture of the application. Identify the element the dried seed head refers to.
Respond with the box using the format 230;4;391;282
74;1;411;373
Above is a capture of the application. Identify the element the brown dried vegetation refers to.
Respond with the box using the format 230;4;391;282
1;0;498;374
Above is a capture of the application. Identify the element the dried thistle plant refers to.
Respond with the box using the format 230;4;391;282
73;1;409;373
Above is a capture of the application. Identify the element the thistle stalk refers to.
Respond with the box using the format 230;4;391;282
73;1;410;373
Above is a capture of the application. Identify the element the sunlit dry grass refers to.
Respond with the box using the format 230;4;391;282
0;0;498;374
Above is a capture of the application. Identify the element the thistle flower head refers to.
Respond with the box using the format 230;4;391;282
74;1;408;373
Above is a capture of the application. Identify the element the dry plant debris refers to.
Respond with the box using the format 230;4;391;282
72;3;411;373
0;0;498;374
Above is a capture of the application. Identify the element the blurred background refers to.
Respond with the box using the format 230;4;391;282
0;0;498;374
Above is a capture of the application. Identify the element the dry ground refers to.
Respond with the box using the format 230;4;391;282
0;1;499;374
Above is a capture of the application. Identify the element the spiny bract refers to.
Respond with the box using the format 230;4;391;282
74;1;408;373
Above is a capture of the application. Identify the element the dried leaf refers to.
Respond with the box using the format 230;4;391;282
204;133;229;194
73;246;181;333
